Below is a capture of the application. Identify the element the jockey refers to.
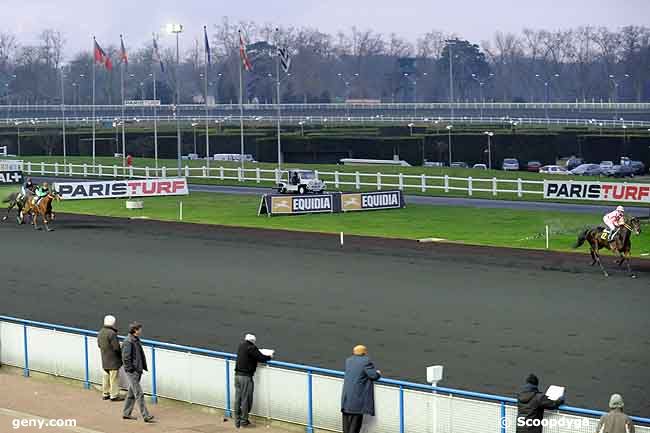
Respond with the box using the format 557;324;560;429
33;182;50;205
20;177;35;200
603;205;625;241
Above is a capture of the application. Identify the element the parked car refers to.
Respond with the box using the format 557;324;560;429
566;157;584;170
539;165;570;175
423;161;446;168
472;163;487;170
450;162;468;168
599;160;614;171
630;160;646;175
526;161;542;172
604;165;635;178
502;158;520;171
570;163;603;176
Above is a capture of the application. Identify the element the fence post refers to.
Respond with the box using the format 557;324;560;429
23;324;29;377
468;176;473;196
399;385;405;433
40;162;45;175
444;174;449;193
256;167;261;183
162;166;167;178
500;401;506;433
27;161;32;174
69;163;73;177
83;335;90;389
492;177;497;196
421;174;426;192
128;166;133;178
98;165;103;177
399;173;404;191
151;346;158;404
145;167;150;179
377;173;382;190
306;370;314;433
517;178;522;198
202;166;207;178
355;172;360;190
113;165;117;178
54;162;59;177
83;164;87;177
185;166;190;178
237;167;243;182
225;359;232;418
335;171;340;189
220;166;225;181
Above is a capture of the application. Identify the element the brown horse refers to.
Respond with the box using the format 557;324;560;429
574;217;641;278
21;191;62;232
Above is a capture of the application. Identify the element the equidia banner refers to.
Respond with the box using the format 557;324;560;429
53;178;189;200
258;191;405;216
544;180;650;203
0;171;23;184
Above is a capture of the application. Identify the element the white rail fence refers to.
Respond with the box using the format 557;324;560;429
22;161;547;198
2;317;649;433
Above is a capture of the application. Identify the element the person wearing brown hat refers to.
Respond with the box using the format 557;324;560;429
341;345;381;433
596;394;635;433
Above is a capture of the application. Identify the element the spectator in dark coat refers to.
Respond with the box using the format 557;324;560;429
121;322;154;423
597;394;635;433
234;333;273;428
341;345;381;433
516;374;564;433
97;315;123;401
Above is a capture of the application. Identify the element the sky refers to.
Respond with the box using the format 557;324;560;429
3;0;649;59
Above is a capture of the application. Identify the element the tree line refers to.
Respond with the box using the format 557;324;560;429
1;20;649;106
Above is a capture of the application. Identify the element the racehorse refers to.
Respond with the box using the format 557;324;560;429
21;190;62;232
574;217;641;277
1;191;29;224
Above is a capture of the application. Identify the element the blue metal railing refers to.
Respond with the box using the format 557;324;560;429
2;315;649;431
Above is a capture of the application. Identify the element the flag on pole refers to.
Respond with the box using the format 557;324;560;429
239;31;252;71
94;39;112;71
203;26;211;65
152;35;165;72
119;34;128;65
278;47;291;73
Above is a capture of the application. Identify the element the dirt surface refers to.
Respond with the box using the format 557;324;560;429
1;214;649;416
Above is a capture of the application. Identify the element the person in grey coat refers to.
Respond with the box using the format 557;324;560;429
121;322;154;423
597;394;635;433
97;315;123;401
341;345;381;433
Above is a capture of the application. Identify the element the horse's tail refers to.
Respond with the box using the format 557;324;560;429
2;192;17;203
574;228;589;249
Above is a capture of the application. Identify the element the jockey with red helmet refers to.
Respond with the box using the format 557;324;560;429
603;206;625;242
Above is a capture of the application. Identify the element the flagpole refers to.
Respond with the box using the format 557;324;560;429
153;68;158;172
276;30;282;170
120;35;126;175
239;40;244;170
92;36;96;170
204;26;210;171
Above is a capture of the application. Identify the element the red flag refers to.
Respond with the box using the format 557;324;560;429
94;39;112;71
120;35;128;65
239;32;252;71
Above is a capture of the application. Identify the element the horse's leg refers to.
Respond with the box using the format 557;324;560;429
44;215;52;232
592;243;608;277
590;249;596;265
623;251;636;278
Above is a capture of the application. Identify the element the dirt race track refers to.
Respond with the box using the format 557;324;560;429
1;214;649;416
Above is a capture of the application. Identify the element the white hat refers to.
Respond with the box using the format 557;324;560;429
103;315;116;327
245;334;256;344
617;205;625;212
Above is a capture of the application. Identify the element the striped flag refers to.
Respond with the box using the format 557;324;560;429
152;35;165;72
278;47;291;73
93;38;112;71
239;31;252;71
203;26;211;65
119;34;128;65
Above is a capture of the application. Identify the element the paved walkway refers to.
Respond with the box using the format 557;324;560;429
0;369;292;433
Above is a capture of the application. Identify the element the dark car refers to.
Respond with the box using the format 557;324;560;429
605;165;635;178
450;162;468;168
630;161;646;175
570;163;603;176
526;161;542;172
566;157;584;170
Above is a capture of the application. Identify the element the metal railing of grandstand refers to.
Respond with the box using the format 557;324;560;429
1;315;648;433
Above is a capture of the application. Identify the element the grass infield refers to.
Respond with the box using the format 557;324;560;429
2;185;649;256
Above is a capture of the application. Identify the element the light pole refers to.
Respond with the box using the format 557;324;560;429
337;72;360;103
298;121;305;136
408;122;414;136
14;121;21;156
535;73;559;118
167;23;183;176
403;73;420;117
484;131;493;169
446;124;453;165
471;73;494;119
60;67;67;165
445;40;459;119
191;122;198;154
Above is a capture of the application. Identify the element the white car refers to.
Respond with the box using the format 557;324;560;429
472;164;487;170
502;158;520;171
539;165;569;175
277;169;326;194
600;161;614;170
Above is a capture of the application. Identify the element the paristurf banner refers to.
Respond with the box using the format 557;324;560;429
54;178;189;200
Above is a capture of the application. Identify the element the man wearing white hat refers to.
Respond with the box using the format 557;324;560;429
234;333;273;428
97;315;124;401
597;394;635;433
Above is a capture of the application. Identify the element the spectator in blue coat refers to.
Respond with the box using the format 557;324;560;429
341;345;381;433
